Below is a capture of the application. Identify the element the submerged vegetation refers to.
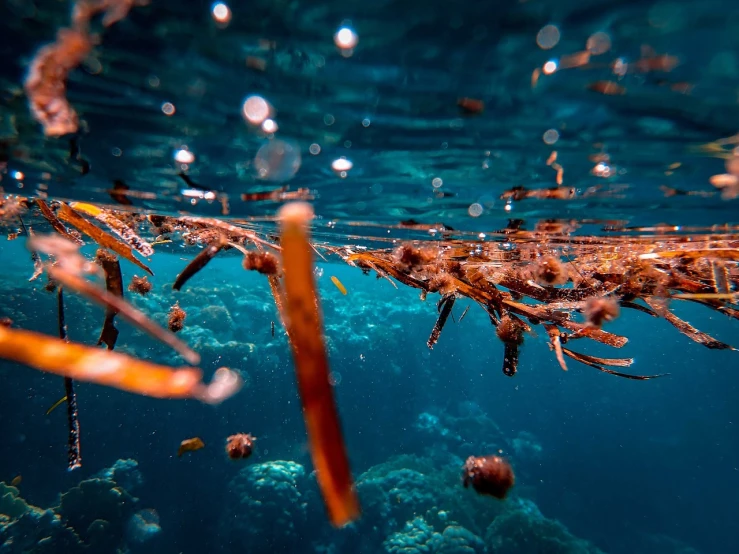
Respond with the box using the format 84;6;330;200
0;195;737;529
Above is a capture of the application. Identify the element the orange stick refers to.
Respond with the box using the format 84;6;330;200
0;326;242;402
278;202;360;527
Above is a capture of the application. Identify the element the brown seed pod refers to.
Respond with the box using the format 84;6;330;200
225;433;256;460
128;275;153;295
462;455;515;499
533;255;568;286
168;302;186;333
242;251;279;275
583;296;620;328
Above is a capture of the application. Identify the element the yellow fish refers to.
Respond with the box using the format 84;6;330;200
330;276;347;295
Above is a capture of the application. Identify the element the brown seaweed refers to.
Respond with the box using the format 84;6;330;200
95;249;123;350
45;262;199;365
57;202;153;275
173;234;227;291
277;202;360;527
562;347;669;380
644;298;735;350
0;325;240;401
427;294;456;349
35;199;82;244
57;286;82;470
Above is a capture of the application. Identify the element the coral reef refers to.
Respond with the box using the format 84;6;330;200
221;460;312;553
485;498;604;554
0;459;153;554
383;517;485;554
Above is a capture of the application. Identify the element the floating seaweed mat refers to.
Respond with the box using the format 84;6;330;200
56;202;153;276
278;202;360;527
0;326;241;402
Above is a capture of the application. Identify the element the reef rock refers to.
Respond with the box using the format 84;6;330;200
221;460;310;553
485;499;604;554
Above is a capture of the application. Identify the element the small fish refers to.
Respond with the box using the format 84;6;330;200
11;474;22;487
177;437;205;457
271;321;275;337
330;276;347;295
45;395;68;415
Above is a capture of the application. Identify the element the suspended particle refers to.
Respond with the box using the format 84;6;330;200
161;102;175;116
309;143;321;155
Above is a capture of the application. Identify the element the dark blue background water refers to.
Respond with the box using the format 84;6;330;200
1;239;738;553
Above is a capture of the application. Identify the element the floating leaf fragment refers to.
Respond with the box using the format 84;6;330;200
178;437;205;457
0;326;241;402
57;202;153;275
173;234;227;291
562;348;668;380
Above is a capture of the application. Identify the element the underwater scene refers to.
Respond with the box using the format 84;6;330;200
1;0;739;553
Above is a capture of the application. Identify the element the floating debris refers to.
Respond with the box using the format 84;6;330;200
462;455;515;499
128;275;153;295
168;303;186;333
57;286;82;470
330;276;347;295
225;433;256;460
95;249;123;350
173;234;227;291
0;325;241;402
178;437;205;457
277;202;360;527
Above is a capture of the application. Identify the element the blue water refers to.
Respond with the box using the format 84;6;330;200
1;240;738;554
